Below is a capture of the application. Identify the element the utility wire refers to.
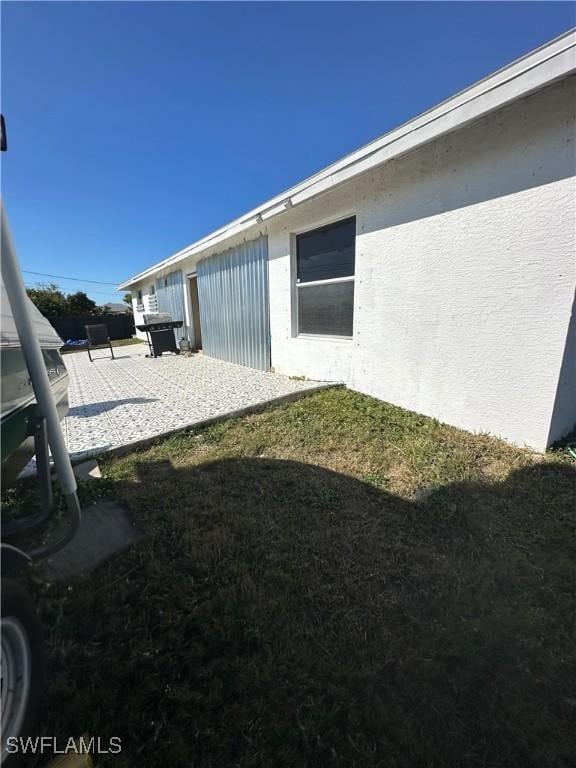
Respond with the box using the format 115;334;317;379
22;269;121;286
25;282;121;298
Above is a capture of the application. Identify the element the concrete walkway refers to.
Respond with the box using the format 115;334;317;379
63;344;328;461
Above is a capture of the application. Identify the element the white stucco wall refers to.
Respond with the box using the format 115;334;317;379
130;280;159;340
267;76;576;450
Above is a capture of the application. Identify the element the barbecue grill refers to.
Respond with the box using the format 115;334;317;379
136;313;184;358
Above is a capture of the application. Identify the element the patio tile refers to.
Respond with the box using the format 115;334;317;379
62;344;333;459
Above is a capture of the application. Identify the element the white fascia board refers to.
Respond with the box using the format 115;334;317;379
118;29;576;290
185;216;261;261
261;201;292;220
292;38;576;206
119;218;261;289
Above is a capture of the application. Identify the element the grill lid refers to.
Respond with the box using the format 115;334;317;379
142;312;173;325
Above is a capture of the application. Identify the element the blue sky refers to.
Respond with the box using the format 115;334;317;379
2;2;574;303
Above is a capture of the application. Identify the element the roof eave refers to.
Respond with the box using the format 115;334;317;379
118;28;576;291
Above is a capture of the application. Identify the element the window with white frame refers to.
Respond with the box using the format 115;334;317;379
296;216;355;337
146;284;158;312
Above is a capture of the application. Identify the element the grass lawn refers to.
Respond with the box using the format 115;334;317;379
25;388;575;767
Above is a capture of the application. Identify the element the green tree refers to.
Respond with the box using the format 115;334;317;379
26;283;69;316
67;291;98;314
123;292;133;310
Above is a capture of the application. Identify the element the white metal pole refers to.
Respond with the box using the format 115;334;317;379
1;202;77;496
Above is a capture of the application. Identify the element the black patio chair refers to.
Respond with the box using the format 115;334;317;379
85;324;115;362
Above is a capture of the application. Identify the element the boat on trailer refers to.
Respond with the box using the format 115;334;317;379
0;277;70;486
1;113;82;767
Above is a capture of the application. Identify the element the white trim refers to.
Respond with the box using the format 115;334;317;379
118;29;576;289
297;276;354;288
261;201;292;220
296;334;354;342
289;233;298;338
290;209;358;237
181;275;193;342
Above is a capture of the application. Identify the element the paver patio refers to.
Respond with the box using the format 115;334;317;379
63;344;329;461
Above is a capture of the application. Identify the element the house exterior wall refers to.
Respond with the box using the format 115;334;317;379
166;227;268;352
196;236;270;370
130;280;159;340
267;77;576;450
129;76;574;450
155;270;188;343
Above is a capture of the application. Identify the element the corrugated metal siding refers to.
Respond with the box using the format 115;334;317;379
155;270;188;342
197;236;270;371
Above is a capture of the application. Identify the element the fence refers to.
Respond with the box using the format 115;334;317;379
48;313;135;343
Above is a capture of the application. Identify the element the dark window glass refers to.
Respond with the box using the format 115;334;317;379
298;281;354;337
297;217;356;283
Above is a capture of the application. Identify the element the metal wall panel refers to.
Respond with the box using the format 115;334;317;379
197;236;270;371
155;270;188;342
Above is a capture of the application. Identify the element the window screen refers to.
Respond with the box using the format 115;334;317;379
297;217;356;283
298;281;354;337
295;217;355;337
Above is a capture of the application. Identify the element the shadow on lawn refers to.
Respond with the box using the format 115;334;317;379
37;456;576;768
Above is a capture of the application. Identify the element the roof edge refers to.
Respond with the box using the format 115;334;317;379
119;28;576;290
